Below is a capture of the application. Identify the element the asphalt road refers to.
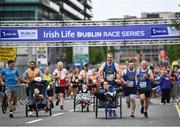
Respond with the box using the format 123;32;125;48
0;97;180;126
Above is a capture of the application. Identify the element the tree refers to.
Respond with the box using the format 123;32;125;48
64;47;73;63
89;47;106;64
167;45;180;62
167;20;180;62
171;20;180;29
89;46;115;64
64;46;116;65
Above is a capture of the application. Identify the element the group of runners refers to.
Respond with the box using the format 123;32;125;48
0;52;179;118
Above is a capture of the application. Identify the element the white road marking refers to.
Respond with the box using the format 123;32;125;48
50;112;64;117
25;113;64;124
25;119;43;124
175;104;180;118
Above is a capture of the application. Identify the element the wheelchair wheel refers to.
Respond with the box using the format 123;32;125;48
119;94;122;119
81;102;84;112
2;109;6;114
49;106;52;116
25;104;28;117
35;104;38;117
93;96;95;112
95;97;98;118
73;95;76;111
105;107;108;119
1;94;7;114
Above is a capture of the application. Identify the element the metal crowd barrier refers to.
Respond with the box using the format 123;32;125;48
16;84;27;102
0;84;27;109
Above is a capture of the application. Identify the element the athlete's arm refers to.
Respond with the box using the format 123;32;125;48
114;63;122;78
148;70;155;82
120;70;127;85
0;69;5;85
21;70;30;83
53;69;59;79
0;69;4;78
135;69;140;84
97;63;105;78
15;69;20;82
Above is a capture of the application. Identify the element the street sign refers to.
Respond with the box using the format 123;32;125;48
0;47;16;62
73;46;89;66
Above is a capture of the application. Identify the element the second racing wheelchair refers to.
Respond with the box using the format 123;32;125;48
25;77;52;117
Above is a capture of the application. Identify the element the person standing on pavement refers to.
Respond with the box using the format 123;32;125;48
159;70;172;105
137;60;154;118
98;53;122;88
169;70;178;102
0;60;20;118
53;62;68;110
121;60;137;117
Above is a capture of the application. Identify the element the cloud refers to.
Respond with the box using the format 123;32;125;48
92;0;180;20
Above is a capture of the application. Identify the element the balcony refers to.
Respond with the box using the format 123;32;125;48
0;0;60;13
86;0;92;8
63;2;84;19
43;0;60;13
0;0;39;3
86;8;93;17
68;0;84;11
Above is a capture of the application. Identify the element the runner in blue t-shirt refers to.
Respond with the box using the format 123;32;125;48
0;60;20;118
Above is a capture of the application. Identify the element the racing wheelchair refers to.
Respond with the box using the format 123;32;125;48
1;83;8;114
25;78;52;117
73;78;95;112
95;87;123;119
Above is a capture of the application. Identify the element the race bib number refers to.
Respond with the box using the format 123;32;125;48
140;82;147;88
127;80;134;87
106;74;114;81
75;79;79;83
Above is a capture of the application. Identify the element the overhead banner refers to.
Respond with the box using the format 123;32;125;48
0;25;180;42
0;47;16;62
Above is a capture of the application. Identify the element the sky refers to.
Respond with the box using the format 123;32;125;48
92;0;180;20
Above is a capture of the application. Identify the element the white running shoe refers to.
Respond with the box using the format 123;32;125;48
28;111;33;116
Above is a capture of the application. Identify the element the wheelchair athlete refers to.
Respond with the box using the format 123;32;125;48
94;81;122;117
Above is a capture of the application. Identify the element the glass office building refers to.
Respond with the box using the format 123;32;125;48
0;0;93;65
